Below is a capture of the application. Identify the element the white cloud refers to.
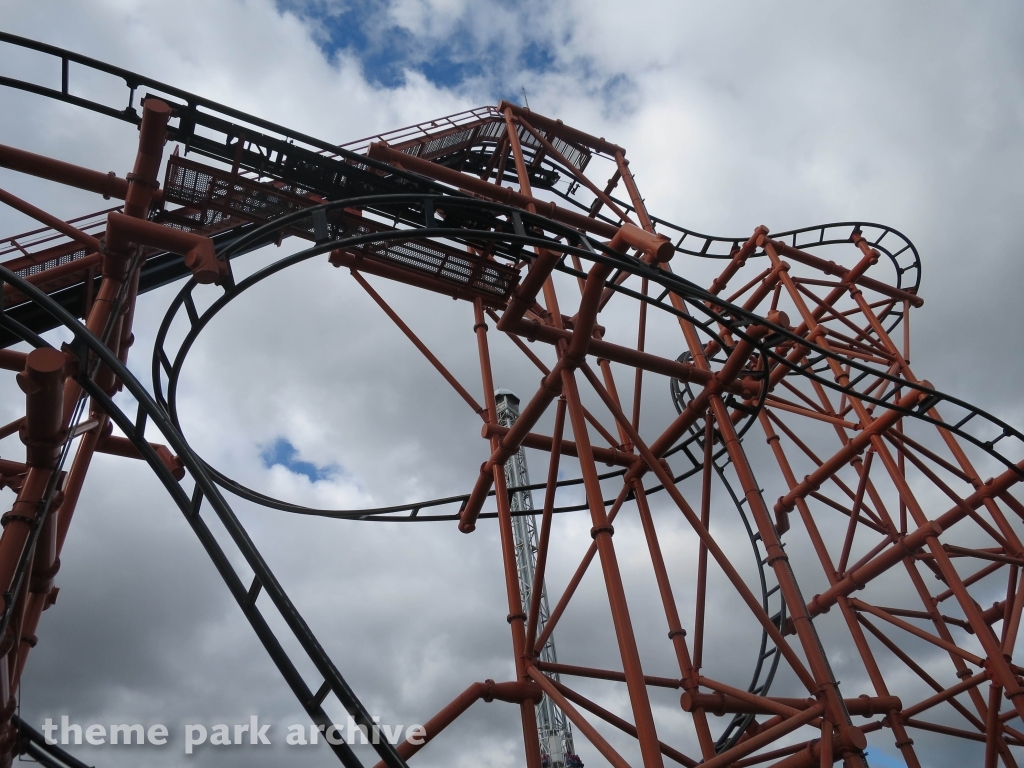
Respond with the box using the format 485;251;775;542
2;2;1023;766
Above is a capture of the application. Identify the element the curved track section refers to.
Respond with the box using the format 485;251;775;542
0;265;408;768
147;194;1024;759
6;31;1024;766
154;195;1024;519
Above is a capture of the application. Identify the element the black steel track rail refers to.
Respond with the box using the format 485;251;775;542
12;715;94;768
0;222;278;348
151;194;748;518
149;193;1016;754
0;31;488;231
548;185;921;333
0;31;408;178
545;173;922;293
0;31;922;342
0;30;513;341
143;188;1004;755
152;194;1024;525
0;265;408;768
3;31;1019;763
670;373;784;753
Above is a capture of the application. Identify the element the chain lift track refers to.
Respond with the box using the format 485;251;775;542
3;30;1024;768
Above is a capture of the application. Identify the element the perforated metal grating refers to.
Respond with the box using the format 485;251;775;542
392;118;590;172
14;249;87;278
164;155;518;302
337;214;519;302
163;155;319;229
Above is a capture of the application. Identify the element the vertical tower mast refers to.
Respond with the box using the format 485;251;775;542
495;390;579;768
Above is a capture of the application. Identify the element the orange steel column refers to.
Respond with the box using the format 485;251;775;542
760;237;1018;758
558;278;666;765
593;352;717;759
766;237;1024;726
560;368;666;768
757;409;924;765
624;174;869;759
502;109;664;765
0;348;67;764
632;481;717;759
472;299;543;768
85;98;171;399
0;99;172;767
56;98;170;420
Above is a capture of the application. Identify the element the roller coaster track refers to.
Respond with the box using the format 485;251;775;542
148;195;1022;519
4;29;1024;767
147;194;1019;757
0;263;409;768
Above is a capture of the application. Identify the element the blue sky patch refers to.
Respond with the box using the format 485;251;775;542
261;437;338;483
278;0;561;90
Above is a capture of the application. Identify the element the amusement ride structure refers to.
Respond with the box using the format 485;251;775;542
2;29;1024;768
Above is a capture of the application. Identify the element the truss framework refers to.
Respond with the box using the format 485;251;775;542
0;30;1023;768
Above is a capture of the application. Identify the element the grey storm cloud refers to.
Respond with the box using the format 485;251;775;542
1;2;1023;767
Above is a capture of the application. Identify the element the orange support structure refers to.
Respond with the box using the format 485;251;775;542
2;32;1023;768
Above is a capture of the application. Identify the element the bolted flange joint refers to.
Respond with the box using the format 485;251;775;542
17;348;70;469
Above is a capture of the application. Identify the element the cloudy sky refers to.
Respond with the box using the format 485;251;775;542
1;2;1024;767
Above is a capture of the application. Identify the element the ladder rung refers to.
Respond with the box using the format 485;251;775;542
309;679;332;709
245;576;262;606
